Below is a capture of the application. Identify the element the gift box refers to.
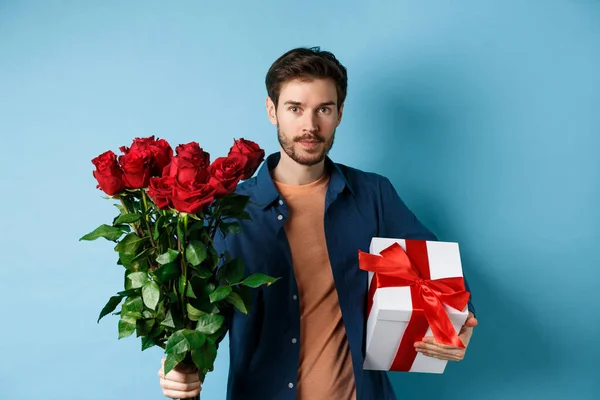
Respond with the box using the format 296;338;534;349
360;238;470;374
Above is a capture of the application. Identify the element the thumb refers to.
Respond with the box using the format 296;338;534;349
465;316;478;328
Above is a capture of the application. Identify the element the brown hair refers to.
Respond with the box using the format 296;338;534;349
265;46;348;110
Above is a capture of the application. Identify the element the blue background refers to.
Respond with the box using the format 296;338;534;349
1;1;598;399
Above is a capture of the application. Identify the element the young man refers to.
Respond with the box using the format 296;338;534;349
158;47;478;400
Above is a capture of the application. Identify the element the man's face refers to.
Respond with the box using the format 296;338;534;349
266;78;343;166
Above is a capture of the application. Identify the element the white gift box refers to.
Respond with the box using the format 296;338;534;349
363;237;469;374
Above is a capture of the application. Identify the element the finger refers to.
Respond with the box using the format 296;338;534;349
160;357;198;374
419;337;458;349
162;387;201;399
464;316;478;328
158;368;201;384
415;342;464;358
416;341;455;353
418;348;464;361
160;377;202;392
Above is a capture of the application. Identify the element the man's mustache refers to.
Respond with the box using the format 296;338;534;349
294;134;324;142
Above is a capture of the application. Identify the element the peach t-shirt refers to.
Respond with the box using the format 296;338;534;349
274;173;356;400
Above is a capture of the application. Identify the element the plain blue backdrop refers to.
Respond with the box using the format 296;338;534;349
1;1;598;399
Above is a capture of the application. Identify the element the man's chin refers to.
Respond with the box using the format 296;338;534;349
292;153;327;167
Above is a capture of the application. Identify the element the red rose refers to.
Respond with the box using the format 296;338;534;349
147;176;175;209
171;180;217;214
228;138;265;179
175;142;210;166
119;149;152;189
92;150;125;196
121;136;173;176
209;153;248;197
163;142;210;185
148;139;173;175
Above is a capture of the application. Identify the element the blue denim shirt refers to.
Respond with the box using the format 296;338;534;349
215;152;474;400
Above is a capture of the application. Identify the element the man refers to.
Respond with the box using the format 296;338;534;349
158;47;478;399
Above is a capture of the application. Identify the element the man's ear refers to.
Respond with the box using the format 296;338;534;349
336;102;345;127
266;96;278;126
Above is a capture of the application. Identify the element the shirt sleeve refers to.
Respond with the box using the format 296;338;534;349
379;176;476;316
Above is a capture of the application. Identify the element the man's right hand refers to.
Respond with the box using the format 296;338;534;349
158;357;202;399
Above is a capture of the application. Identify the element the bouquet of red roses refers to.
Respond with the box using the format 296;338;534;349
81;136;278;385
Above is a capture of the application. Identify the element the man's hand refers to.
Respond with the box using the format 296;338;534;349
413;312;478;362
158;358;202;399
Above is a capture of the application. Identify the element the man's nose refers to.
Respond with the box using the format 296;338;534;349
303;112;319;132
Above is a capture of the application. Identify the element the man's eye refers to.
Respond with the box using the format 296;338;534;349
319;107;331;114
289;107;299;112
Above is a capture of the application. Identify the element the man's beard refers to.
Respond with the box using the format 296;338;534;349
277;125;335;166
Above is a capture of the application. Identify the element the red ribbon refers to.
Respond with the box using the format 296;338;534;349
359;240;470;371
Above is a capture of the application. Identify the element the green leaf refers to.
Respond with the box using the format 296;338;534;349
118;253;136;270
165;329;206;355
225;291;248;314
80;224;124;241
237;286;253;313
154;262;180;283
186;303;204;321
118;315;136;339
115;224;131;233
136;318;155;337
97;296;123;323
161;310;176;329
156;249;180;265
142;281;160;310
185;240;207;266
191;341;217;371
209;286;232;303
131;247;154;263
117;288;139;297
153;215;169;241
114;213;142;225
114;204;126;214
194;265;212;279
219;194;250;216
121;296;144;317
141;335;157;351
163;352;186;377
186;283;197;299
195;313;224;335
207;247;220;270
237;211;252;220
219;221;243;235
221;258;244;285
241;273;281;288
115;233;148;255
126;272;148;290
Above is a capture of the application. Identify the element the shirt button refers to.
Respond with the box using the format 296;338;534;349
292;338;297;344
277;214;283;220
288;383;294;389
279;199;284;205
293;295;298;300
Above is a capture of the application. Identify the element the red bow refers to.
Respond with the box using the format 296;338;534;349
359;240;470;371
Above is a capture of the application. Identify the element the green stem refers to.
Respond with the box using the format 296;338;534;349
141;190;157;249
119;197;142;236
178;214;190;321
163;210;175;250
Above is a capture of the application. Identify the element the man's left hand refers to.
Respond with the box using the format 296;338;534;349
413;312;478;362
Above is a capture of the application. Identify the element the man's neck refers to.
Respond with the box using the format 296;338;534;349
271;149;327;186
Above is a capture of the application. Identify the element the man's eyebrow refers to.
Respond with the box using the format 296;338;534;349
282;100;336;107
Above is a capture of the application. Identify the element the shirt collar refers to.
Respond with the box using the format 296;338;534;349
253;152;353;209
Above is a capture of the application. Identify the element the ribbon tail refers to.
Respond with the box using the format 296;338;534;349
421;288;465;349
